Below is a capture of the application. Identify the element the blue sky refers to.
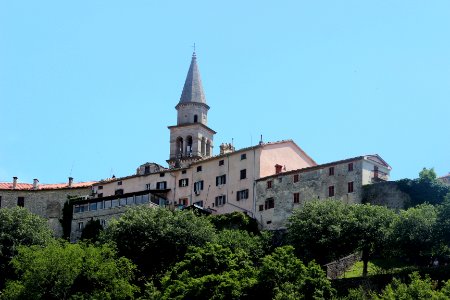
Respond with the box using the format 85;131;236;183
0;1;449;183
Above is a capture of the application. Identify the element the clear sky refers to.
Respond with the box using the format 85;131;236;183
0;1;449;184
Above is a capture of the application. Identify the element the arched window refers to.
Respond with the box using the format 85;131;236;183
176;137;184;158
194;115;198;123
206;140;211;157
201;137;206;156
186;136;193;156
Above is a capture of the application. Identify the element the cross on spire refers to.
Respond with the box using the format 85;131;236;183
192;43;196;57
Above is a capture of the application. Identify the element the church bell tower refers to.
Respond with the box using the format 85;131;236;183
167;52;216;168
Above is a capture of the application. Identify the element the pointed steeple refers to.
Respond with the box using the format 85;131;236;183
179;52;207;105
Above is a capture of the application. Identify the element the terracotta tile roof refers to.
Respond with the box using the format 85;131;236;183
0;181;96;191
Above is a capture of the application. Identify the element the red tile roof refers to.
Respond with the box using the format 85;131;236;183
0;181;96;191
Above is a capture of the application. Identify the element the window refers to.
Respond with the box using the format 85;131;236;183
144;165;150;174
259;204;264;211
98;193;103;198
293;174;299;183
194;115;198;123
219;160;224;166
156;181;167;190
237;189;249;201
348;163;354;172
216;175;226;186
267;180;272;189
182;170;187;174
89;202;98;211
178;198;188;206
240;169;247;180
293;192;300;203
17;197;24;207
265;198;275;210
329;167;335;176
146;183;151;190
98;185;103;190
197;166;202;172
348;182;354;193
194;180;204;194
179;178;189;187
328;186;335;197
160;172;165;177
78;222;84;230
241;153;247;160
215;195;226;206
117;181;122;185
115;189;124;196
194;200;204;207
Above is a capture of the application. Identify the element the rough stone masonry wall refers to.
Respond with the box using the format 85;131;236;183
255;160;364;230
325;253;362;279
362;181;409;210
0;188;92;237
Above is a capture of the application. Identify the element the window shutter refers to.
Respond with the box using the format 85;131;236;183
216;177;219;186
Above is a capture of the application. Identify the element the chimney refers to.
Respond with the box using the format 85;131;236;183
68;177;73;187
12;177;18;189
33;178;39;190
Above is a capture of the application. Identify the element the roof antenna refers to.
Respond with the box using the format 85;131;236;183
259;134;263;145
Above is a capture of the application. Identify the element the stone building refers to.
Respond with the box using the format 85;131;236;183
0;177;95;237
254;155;391;230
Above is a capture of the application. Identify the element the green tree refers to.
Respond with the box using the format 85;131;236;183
160;243;258;300
419;167;438;182
373;272;450;299
257;246;334;300
434;193;450;260
80;219;103;242
286;200;356;264
101;207;216;276
0;207;53;287
208;212;259;233
1;241;138;300
390;204;438;265
350;204;396;277
215;229;272;261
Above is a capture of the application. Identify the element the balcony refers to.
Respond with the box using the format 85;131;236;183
371;170;389;183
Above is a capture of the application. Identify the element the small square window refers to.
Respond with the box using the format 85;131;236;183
160;172;165;177
265;198;275;210
348;163;354;172
117;181;122;186
197;166;202;172
259;204;264;211
267;180;272;189
179;178;189;187
146;184;151;190
219;160;224;166
98;193;103;198
329;167;335;176
98;185;103;190
182;170;187;174
241;153;247;160
293;174;299;183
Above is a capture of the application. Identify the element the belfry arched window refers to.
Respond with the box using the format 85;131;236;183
194;115;198;123
176;137;184;158
186;136;193;156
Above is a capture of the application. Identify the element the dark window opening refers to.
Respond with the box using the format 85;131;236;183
160;172;165;177
265;198;275;210
348;181;354;193
216;175;226;186
240;169;247;180
241;153;247;160
115;189;124;196
293;193;300;203
348;163;354;172
117;181;122;186
219;160;224;166
329;167;335;176
259;204;264;211
179;178;189;187
182;170;187;174
328;186;335;197
144;165;150;174
194;115;198;123
197;166;202;172
293;174;299;183
17;197;24;207
267;180;272;189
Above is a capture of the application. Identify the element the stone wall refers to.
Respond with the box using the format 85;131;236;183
362;181;409;210
0;187;92;237
325;253;362;279
255;158;364;230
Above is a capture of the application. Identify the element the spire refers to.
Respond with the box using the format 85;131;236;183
179;52;207;105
